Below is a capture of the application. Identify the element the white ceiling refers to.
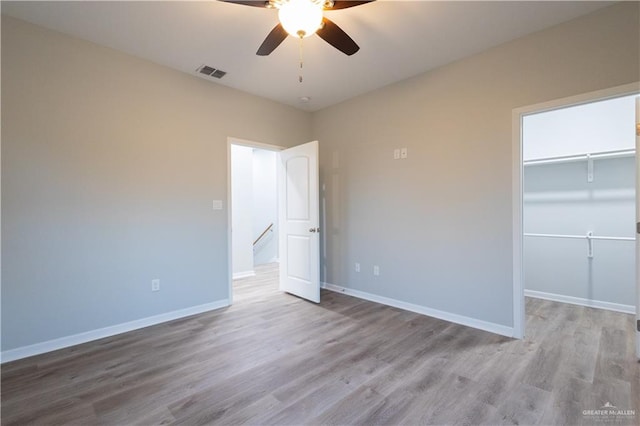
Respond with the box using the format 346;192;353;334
2;1;615;111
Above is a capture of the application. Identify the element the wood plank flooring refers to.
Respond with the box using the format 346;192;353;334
2;263;638;425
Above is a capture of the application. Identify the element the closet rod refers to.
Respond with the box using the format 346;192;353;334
524;232;635;242
523;148;635;166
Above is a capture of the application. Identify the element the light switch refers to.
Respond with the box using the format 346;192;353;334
212;200;223;210
393;149;400;160
400;148;408;159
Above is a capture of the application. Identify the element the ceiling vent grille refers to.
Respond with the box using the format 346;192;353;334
197;65;227;79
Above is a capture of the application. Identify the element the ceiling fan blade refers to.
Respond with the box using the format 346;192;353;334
218;0;269;8
316;17;359;56
257;23;288;56
325;1;375;10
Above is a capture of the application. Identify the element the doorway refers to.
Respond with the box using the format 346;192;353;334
523;93;636;314
512;83;640;345
228;138;284;303
227;138;321;305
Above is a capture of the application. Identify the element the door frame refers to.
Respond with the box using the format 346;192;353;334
511;82;640;339
227;137;285;305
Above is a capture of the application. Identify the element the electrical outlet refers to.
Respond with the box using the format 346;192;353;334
393;149;400;160
151;279;160;292
400;148;408;159
355;262;360;272
373;265;380;276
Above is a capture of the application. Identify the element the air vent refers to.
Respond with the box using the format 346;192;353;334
197;65;227;79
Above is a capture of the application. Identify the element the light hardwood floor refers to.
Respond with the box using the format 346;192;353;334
2;263;638;425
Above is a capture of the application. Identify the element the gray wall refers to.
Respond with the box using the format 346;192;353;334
312;3;639;328
524;158;635;306
1;16;311;351
2;2;639;352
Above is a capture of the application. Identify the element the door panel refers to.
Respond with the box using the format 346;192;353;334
285;157;310;220
286;235;311;281
279;141;320;303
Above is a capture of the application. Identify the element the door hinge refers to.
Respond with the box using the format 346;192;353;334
637;319;640;332
637;222;640;235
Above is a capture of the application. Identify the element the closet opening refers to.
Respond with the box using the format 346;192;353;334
513;84;639;353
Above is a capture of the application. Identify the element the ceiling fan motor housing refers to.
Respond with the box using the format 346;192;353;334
276;0;325;38
220;0;373;56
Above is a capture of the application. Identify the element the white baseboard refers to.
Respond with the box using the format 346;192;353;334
1;299;230;364
233;271;255;280
322;282;514;338
524;289;635;314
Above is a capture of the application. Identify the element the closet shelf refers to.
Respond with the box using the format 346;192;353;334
523;148;635;166
525;232;634;258
524;232;634;242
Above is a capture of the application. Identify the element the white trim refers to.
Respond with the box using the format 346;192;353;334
512;107;525;339
227;140;233;306
1;299;229;364
512;82;640;340
232;271;256;280
322;282;514;338
229;137;286;152
524;290;635;315
636;96;640;359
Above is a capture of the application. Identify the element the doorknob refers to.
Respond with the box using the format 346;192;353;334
309;227;320;233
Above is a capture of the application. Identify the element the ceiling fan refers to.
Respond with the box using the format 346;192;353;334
219;0;375;56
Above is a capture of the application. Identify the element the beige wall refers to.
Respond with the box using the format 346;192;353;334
312;2;639;329
1;16;311;351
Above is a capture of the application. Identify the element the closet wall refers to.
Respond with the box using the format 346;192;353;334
231;145;255;278
252;149;278;265
523;95;636;313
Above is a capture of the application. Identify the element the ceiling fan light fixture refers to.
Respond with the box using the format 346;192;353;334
277;0;324;38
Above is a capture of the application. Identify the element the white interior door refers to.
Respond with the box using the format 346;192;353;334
636;97;640;358
278;140;320;303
